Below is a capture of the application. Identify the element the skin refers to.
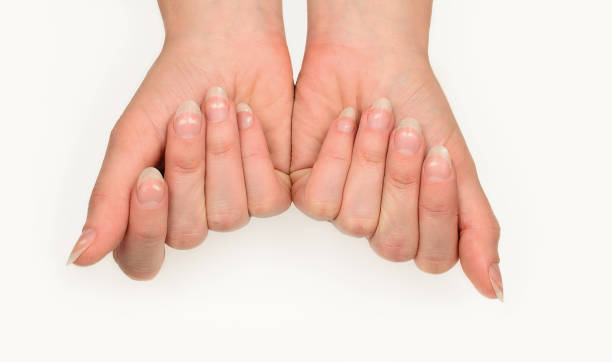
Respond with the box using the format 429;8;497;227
68;0;503;300
67;0;293;278
291;0;502;299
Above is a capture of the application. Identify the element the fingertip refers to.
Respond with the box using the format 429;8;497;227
238;105;291;218
489;262;504;302
336;107;358;133
237;103;254;130
414;257;458;275
372;98;392;112
236;102;252;114
137;166;164;183
66;229;96;266
340;107;357;119
459;224;502;301
70;219;126;266
392;118;423;156
396;117;422;133
172;100;203;140
136;167;166;207
175;100;201;117
205;86;229;123
423;145;454;183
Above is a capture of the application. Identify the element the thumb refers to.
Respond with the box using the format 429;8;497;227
456;158;503;301
65;50;205;266
67;104;164;266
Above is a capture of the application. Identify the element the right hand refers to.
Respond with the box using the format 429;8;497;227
67;0;293;279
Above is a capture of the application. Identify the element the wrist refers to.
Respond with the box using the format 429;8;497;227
158;0;285;45
306;0;432;57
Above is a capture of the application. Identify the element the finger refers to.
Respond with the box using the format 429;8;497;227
66;104;164;266
236;103;291;217
204;86;249;231
415;146;459;274
293;107;357;220
114;167;167;281
335;99;394;237
370;118;424;262
65;54;201;266
164;101;208;249
454;152;503;301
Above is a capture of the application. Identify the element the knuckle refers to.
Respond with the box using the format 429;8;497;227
489;218;502;241
88;187;111;210
123;266;160;281
207;209;249;231
415;253;458;274
249;195;290;218
335;216;378;237
167;156;202;174
113;249;163;281
319;150;351;165
370;234;418;262
107;123;136;153
304;200;339;221
242;148;269;162
206;134;236;156
108;123;123;147
302;191;339;221
125;269;160;281
386;167;420;189
129;227;165;246
419;200;454;217
89;182;127;208
166;228;207;250
355;148;387;167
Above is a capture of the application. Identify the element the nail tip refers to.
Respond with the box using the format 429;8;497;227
236;103;252;113
65;247;84;266
427;145;452;163
397;117;422;132
175;100;201;116
206;86;228;100
372;97;392;111
489;262;504;303
339;107;357;119
138;167;163;184
66;229;96;266
65;256;76;266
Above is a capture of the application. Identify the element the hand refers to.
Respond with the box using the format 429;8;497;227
67;0;293;278
291;0;503;300
105;99;285;279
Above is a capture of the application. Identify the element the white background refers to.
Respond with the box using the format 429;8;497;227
0;1;610;361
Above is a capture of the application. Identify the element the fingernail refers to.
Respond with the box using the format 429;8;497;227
368;98;392;130
236;103;253;129
205;86;228;123
174;100;202;139
423;145;452;181
66;229;96;265
137;167;164;206
395;118;422;155
489;262;504;302
337;107;357;133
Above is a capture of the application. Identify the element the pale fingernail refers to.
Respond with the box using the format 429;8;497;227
368;98;392;130
66;229;96;265
174;100;202;139
395;118;422;155
423;145;452;182
205;86;229;122
489;262;504;302
337;107;357;133
137;167;164;206
236;103;253;129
